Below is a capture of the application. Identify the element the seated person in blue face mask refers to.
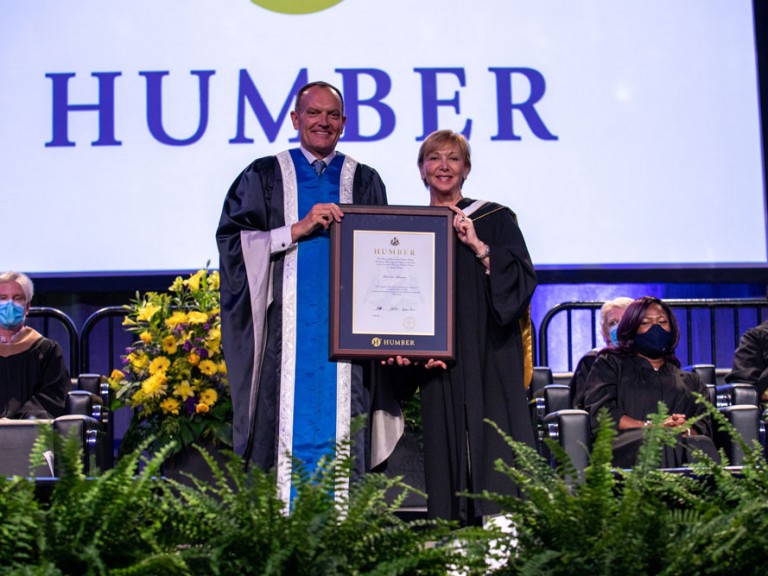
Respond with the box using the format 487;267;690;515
583;296;719;469
0;272;67;419
570;297;634;409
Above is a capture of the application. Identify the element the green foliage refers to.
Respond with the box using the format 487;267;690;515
159;438;470;575
0;476;44;570
41;436;177;575
4;398;768;575
477;401;768;576
401;389;424;433
0;432;476;575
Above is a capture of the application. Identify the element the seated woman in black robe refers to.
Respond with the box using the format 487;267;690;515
584;296;719;468
0;271;68;419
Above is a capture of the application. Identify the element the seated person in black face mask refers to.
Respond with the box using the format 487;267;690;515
0;271;68;419
584;296;719;468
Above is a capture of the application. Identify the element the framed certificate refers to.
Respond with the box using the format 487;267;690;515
330;205;455;361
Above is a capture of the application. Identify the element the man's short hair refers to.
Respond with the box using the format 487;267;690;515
293;81;345;115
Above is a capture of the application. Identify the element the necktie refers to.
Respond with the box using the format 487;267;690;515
312;160;326;176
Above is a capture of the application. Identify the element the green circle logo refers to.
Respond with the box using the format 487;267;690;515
250;0;344;14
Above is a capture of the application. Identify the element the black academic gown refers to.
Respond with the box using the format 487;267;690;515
570;349;600;409
216;152;387;477
725;320;768;398
584;352;718;468
0;328;68;419
404;198;537;524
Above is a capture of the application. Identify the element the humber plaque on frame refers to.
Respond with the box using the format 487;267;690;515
330;205;455;361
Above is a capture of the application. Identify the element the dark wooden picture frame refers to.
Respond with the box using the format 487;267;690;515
329;205;456;361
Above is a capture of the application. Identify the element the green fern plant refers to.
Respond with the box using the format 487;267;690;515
477;401;768;576
158;438;476;576
0;476;44;570
6;396;768;576
38;433;182;575
658;399;768;576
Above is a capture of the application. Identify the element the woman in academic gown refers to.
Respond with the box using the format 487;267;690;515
584;296;719;468
389;130;538;525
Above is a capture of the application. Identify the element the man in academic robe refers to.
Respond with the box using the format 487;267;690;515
726;319;768;402
0;271;68;419
216;81;392;504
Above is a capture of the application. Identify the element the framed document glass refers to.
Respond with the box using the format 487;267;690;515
330;205;455;361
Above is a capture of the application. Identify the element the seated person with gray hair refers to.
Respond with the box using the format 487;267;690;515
0;271;67;419
570;297;634;408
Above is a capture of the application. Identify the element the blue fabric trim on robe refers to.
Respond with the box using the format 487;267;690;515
290;148;342;494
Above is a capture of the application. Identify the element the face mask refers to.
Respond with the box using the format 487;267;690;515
633;324;673;359
0;300;26;330
609;325;619;346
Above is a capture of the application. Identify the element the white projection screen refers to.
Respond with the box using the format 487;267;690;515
1;0;766;277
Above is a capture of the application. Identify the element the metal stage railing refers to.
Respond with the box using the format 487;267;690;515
538;299;768;372
27;307;79;377
26;298;768;379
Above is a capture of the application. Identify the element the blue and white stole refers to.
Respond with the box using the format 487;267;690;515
275;149;355;507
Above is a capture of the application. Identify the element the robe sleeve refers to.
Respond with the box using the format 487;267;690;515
481;207;538;327
584;354;626;430
216;157;281;456
725;324;768;397
570;350;599;409
352;163;388;206
351;162;398;468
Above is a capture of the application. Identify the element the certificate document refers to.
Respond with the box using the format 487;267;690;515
352;230;435;335
330;205;455;361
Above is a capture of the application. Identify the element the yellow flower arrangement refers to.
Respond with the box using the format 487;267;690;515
108;268;232;456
